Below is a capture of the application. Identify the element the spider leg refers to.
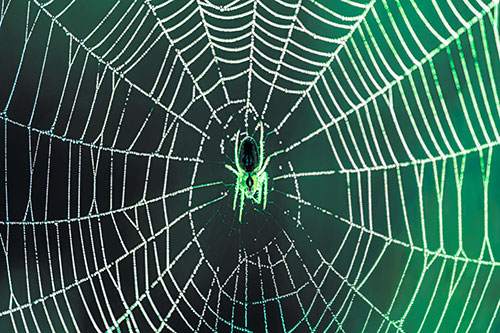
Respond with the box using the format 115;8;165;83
255;181;262;205
225;164;239;176
234;129;241;171
257;155;272;178
258;122;264;170
233;181;239;211
263;172;268;210
239;187;245;223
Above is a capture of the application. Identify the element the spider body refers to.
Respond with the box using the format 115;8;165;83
225;123;270;222
239;137;258;172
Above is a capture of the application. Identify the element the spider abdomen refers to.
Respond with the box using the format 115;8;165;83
239;137;259;173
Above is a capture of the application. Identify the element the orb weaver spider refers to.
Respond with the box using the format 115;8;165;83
225;123;270;222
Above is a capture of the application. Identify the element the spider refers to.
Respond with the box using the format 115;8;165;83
225;123;270;222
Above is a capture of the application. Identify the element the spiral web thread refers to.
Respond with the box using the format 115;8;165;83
1;0;500;331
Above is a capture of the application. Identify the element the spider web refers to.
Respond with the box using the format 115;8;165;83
1;0;500;331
